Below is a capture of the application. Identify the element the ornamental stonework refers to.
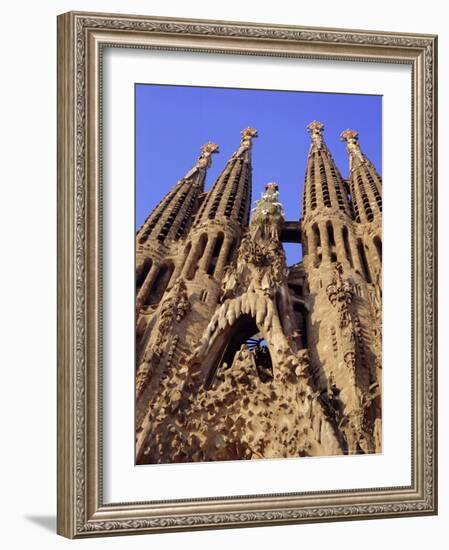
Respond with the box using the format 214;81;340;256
135;123;382;464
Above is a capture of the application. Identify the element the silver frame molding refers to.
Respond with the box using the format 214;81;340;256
57;11;438;538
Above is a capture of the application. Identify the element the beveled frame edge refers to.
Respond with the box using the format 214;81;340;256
56;11;438;539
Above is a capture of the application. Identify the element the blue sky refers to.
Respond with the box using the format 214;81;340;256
135;84;382;266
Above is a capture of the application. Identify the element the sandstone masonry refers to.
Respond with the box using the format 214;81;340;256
135;123;382;464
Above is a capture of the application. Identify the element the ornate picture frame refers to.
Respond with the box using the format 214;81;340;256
57;11;437;538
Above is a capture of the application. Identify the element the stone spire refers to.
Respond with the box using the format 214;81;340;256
135;123;383;465
301;121;355;271
302;121;352;219
134;179;347;464
341;129;382;224
193;128;257;228
137;142;219;245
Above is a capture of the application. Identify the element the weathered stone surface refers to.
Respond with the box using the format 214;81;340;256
135;124;382;464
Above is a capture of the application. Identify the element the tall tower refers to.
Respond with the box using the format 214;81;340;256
134;142;219;444
135;129;259;462
341;127;383;414
180;127;257;304
301;121;381;454
301;120;356;273
135;141;219;314
341;129;382;287
138;181;345;463
134;121;383;464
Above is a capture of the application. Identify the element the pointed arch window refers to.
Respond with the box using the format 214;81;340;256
357;240;372;283
182;241;192;271
373;235;382;261
143;262;174;306
342;226;354;267
206;233;224;276
326;221;336;247
136;258;152;291
312;224;322;267
293;301;308;349
225;238;237;266
313;223;321;248
186;234;208;280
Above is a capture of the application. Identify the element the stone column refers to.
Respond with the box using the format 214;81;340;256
334;222;351;271
307;224;321;260
181;241;197;279
365;237;381;284
319;221;332;264
199;235;217;273
170;245;189;283
305;226;319;269
170;261;183;285
351;182;366;225
136;257;149;286
214;237;233;279
349;233;364;275
136;263;159;309
303;227;315;260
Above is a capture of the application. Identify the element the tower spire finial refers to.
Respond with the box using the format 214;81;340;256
341;128;382;221
240;127;258;147
234;127;258;158
340;129;364;169
183;141;219;181
196;141;219;169
340;128;359;143
306;120;325;151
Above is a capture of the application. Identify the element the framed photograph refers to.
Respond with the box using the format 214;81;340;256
57;11;437;538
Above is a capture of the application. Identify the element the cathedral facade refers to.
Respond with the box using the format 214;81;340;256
135;122;382;464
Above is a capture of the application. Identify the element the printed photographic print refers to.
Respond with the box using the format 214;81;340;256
135;85;382;465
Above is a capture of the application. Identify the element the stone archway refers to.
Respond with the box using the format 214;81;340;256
203;313;273;388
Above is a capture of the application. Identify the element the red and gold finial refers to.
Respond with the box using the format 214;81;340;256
306;120;324;134
340;129;363;169
340;129;359;142
240;127;257;149
201;142;219;155
306;121;324;150
241;127;258;140
195;141;219;169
